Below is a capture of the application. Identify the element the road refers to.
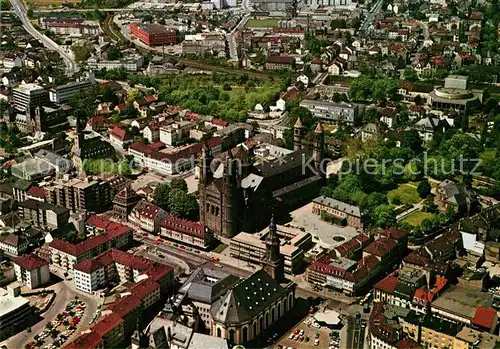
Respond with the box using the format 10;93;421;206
226;0;252;60
359;0;385;35
10;0;77;75
135;233;323;299
0;280;100;349
344;315;366;349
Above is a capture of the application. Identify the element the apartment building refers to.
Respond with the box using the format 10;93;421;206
17;199;69;229
129;200;166;233
299;99;359;124
87;55;144;72
0;234;28;256
49;216;132;271
13;254;50;289
45;177;112;213
159;215;213;249
0;288;32;340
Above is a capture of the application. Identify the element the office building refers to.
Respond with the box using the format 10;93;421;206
300;99;359;124
49;78;95;104
129;23;177;46
0;287;32;340
12;83;48;112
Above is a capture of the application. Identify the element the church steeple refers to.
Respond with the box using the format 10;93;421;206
263;214;283;281
293;117;305;151
200;143;213;183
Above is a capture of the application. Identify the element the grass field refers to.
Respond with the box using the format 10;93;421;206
246;19;280;28
403;211;434;226
387;184;421;205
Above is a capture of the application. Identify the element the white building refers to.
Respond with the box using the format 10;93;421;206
0;235;28;256
49;77;95;104
0;287;32;341
13;254;50;289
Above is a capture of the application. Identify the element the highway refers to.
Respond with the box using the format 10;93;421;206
10;0;77;75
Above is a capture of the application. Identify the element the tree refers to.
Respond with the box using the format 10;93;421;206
154;183;171;211
71;42;95;63
107;45;122;61
372;205;396;228
417;180;431;198
401;129;423;154
403;67;418;82
168;189;199;220
170;178;188;192
330;19;347;29
423;196;438;213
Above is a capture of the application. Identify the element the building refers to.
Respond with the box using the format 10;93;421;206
129;200;166;233
159;215;213;249
73;248;173;294
112;188;140;220
175;266;240;329
299;100;359;124
455;327;500;349
265;56;295;70
198;125;324;238
87;55;144;72
0;287;32;340
436;179;480;216
39;17;100;36
12;83;48;112
72;121;116;172
49;216;133;271
49;78;95;104
109;126;132;149
129;23;177;46
45;177;113;214
17;199;70;229
253;0;293;11
0;234;28;256
13;254;50;289
229;223;311;274
312;195;364;228
210;269;295;345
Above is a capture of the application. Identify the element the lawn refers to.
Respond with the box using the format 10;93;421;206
387;184;421;205
246;19;281;28
403;211;434;226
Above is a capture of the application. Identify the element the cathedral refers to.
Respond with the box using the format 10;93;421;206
198;118;326;238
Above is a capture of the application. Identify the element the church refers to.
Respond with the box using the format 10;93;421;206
198;118;325;238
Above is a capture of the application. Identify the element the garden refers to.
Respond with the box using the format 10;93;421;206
387;183;422;206
25;298;86;349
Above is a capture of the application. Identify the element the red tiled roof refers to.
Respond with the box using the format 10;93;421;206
50;216;131;257
74;259;104;274
267;55;295;64
27;186;46;199
145;95;157;103
106;295;142;319
130;279;159;300
382;228;408;241
64;331;103;349
363;237;398;257
145;263;174;282
13;254;48;270
472;307;497;329
374;273;398;294
211;118;229;127
93;313;123;337
74;249;152;274
110;126;130;142
395;337;422;349
149;141;165;150
160;215;205;238
87;115;110;127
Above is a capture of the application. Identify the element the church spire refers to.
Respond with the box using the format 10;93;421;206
263;214;283;282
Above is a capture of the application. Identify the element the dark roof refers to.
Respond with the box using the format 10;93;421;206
255;149;313;178
180;266;240;303
13;253;49;270
211;269;290;324
0;183;13;195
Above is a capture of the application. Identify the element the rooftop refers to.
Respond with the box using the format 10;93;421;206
313;196;362;218
13;254;49;270
0;291;30;317
431;284;493;319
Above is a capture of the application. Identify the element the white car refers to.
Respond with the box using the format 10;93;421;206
289;334;294;339
314;339;320;346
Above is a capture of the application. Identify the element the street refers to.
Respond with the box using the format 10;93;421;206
344;315;366;349
359;0;385;35
0;280;100;349
10;0;77;75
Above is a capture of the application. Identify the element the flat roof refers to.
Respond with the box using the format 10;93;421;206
456;327;499;349
0;293;30;317
14;83;45;93
231;232;300;257
431;284;492;319
327;256;356;270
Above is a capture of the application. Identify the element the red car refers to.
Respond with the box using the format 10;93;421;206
180;245;186;249
143;233;148;237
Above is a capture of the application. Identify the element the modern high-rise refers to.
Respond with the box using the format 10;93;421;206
13;84;49;112
49;78;95;104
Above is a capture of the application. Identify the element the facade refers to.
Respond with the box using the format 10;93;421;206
49;216;133;271
17;199;70;229
312;195;364;228
198;125;324;238
129;200;167;233
265;56;295;70
210;270;295;345
229;224;311;274
12;83;48;112
49;78;95;104
0;234;28;256
159;215;213;249
300;100;359;124
129;23;177;46
73;248;173;294
112;188;140;220
13;254;50;289
0;290;32;341
72;121;116;172
45;177;113;213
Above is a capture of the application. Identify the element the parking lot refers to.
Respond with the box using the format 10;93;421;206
276;318;331;349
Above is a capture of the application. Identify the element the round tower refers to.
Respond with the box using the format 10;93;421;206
293;117;305;151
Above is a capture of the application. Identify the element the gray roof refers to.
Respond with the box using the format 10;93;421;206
179;266;240;304
211;270;290;325
313;195;362;218
35;149;72;169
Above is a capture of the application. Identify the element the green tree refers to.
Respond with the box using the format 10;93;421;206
417;180;431;198
154;183;171;211
168;189;199;220
403;67;418;82
170;178;188;192
372;205;397;228
401;129;423;154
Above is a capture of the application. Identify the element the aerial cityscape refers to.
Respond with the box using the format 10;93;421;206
0;0;500;348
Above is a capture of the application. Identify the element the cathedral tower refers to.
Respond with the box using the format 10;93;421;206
314;121;324;178
263;215;284;282
293;117;305;151
222;151;240;238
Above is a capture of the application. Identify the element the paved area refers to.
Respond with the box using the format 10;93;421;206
288;203;360;249
1;280;100;349
276;318;331;349
130;173;165;191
